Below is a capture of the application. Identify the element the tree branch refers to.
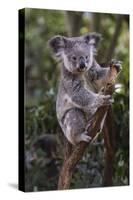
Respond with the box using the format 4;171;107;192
58;65;120;190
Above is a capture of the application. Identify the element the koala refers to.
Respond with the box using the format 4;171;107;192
49;33;121;145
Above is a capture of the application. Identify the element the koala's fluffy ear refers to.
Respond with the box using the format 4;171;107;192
84;32;102;47
49;35;67;56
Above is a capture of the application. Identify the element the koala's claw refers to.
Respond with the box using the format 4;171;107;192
102;94;111;99
110;59;122;73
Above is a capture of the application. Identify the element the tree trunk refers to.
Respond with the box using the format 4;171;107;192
64;11;83;37
105;15;123;63
92;13;102;33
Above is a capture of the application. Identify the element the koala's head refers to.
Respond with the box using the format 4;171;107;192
49;33;102;73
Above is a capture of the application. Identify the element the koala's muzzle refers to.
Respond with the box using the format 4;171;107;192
79;57;86;70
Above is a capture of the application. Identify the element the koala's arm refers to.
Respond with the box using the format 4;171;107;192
89;59;122;88
64;79;111;110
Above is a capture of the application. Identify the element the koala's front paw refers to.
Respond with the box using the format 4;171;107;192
97;94;113;107
110;59;122;73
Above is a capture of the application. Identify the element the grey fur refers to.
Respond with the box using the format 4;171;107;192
49;33;121;145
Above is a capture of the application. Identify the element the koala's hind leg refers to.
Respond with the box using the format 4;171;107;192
62;108;91;145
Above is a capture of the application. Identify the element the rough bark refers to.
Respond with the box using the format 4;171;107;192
101;83;116;185
103;118;114;185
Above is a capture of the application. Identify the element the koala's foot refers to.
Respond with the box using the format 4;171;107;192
110;59;122;73
62;108;90;145
80;131;92;143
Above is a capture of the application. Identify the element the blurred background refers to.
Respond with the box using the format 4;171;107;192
23;8;129;191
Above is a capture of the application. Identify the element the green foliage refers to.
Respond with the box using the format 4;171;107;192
24;8;129;191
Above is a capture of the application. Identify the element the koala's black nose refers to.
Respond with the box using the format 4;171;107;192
79;56;86;69
79;58;86;69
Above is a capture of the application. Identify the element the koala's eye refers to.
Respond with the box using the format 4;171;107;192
72;56;77;61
